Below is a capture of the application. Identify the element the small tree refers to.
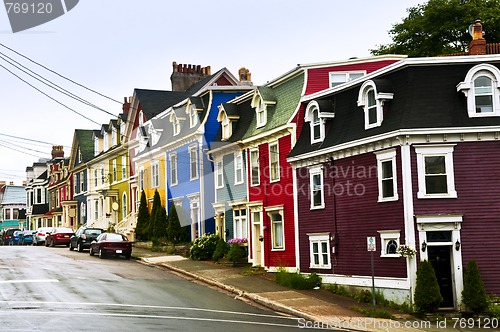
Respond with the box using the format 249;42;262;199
150;190;164;240
135;191;150;241
414;260;443;313
462;260;488;313
167;204;185;243
212;237;229;261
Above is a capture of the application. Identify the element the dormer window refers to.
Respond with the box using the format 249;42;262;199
222;116;230;140
457;64;500;117
112;127;117;146
357;80;393;130
94;136;99;156
189;105;198;128
103;132;109;151
330;71;365;87
251;91;276;129
138;111;144;126
217;105;239;141
304;100;335;144
256;101;266;127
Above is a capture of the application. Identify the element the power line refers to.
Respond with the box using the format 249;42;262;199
0;141;46;159
0;132;62;147
0;42;123;105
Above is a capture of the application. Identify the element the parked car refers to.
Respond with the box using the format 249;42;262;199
19;230;35;245
2;228;21;245
89;233;132;259
69;227;105;252
9;230;23;245
33;227;53;246
45;228;74;247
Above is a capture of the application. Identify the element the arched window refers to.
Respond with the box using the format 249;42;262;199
122;192;128;217
357;80;393;130
457;64;500;117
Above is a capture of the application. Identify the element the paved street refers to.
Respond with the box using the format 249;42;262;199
0;246;337;331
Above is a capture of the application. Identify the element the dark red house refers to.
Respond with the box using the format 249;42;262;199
288;24;500;309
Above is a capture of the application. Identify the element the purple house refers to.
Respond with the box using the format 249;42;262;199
288;23;500;310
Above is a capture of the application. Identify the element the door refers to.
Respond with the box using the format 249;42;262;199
428;245;454;307
253;223;262;267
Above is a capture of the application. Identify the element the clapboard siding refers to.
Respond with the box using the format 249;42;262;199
412;141;500;294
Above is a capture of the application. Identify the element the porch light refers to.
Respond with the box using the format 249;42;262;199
455;239;461;251
421;240;427;252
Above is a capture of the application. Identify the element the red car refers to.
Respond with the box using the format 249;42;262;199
89;233;132;259
45;227;74;247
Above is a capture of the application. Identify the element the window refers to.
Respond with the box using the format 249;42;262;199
139;168;145;191
269;211;284;250
80;171;84;192
94;137;99;156
234;152;244;185
169;154;177;186
112;160;117;183
152;161;159;188
94;200;99;220
94;169;98;187
250;149;260;186
378;230;400;258
189;145;198;180
78;149;82;163
173;116;181;136
256;102;267;128
308;233;331;269
103;132;108;151
375;149;398;202
309;166;324;209
189;105;198;128
215;159;223;189
330;71;365;87
357;80;393;130
112;128;117;146
415;145;457;198
101;166;105;185
35;188;42;204
122;193;128;217
233;207;248;239
269;142;280;182
222;116;230;140
457;64;500;117
122;156;127;180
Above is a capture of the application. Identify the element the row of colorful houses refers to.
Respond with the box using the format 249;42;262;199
24;20;500;309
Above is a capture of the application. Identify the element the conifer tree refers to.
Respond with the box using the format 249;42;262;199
135;190;150;241
414;260;443;313
150;190;162;240
167;203;184;243
462;259;488;313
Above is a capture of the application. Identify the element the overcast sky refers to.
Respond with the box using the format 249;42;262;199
0;0;425;185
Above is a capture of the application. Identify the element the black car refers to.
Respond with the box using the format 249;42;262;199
69;227;105;252
2;228;21;245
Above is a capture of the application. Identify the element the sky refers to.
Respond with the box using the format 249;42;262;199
0;0;426;185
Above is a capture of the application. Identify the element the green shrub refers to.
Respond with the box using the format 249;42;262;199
354;289;372;303
414;260;443;313
462;260;488;313
325;283;350;297
189;234;220;260
275;269;322;290
226;243;247;262
212;237;229;261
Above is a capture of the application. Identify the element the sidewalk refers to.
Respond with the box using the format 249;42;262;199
131;246;491;332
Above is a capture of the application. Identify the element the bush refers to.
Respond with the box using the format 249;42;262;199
462;260;488;313
226;243;247;262
275;269;322;290
212;237;229;261
189;234;220;261
414;260;443;313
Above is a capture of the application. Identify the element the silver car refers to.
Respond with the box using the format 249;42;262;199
33;227;53;246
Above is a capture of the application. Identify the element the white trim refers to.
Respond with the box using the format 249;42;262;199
329;70;366;88
188;144;199;181
414;144;457;199
169;153;178;186
377;230;400;258
268;141;280;183
320;274;409;290
215;158;223;189
305;101;326;144
151;160;159;188
309;166;325;209
307;233;331;269
292;165;300;269
266;206;284;251
249;148;260;186
233;151;244;185
358;80;393;130
375;148;399;202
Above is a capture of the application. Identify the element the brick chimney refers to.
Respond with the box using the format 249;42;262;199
51;145;64;159
238;67;253;86
469;19;486;55
170;61;211;92
122;96;131;115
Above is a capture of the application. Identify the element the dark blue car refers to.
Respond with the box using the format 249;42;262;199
9;230;23;245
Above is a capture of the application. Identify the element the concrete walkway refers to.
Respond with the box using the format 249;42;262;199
132;246;493;332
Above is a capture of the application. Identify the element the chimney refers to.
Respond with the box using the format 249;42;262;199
51;145;64;159
170;61;212;92
469;19;486;55
238;67;253;86
9;181;14;185
22;180;26;187
122;96;131;115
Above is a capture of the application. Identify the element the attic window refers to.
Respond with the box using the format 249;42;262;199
189;105;198;128
457;64;500;118
256;100;267;128
171;115;180;136
357;80;393;130
304;100;334;144
222;115;230;140
330;71;365;87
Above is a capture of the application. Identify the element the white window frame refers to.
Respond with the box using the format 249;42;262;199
94;136;99;156
329;71;365;87
308;233;331;269
256;101;267;128
357;80;393;130
267;207;284;251
122;192;128;218
169;153;178;186
103;132;109;151
233;207;248;240
269;141;280;182
189;145;199;181
415;144;457;199
100;166;105;185
94;169;98;188
189;105;198;128
378;230;401;258
172;116;181;136
112;160;117;183
112;127;117;146
305;101;325;144
215;158;223;189
121;156;127;180
234;151;244;185
375;149;399;202
221;116;231;140
139;167;145;191
151;161;159;188
457;63;500;118
250;148;260;186
309;166;325;209
80;171;84;192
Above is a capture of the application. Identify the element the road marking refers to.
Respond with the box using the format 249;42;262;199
3;300;293;320
0;279;59;284
0;310;302;328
